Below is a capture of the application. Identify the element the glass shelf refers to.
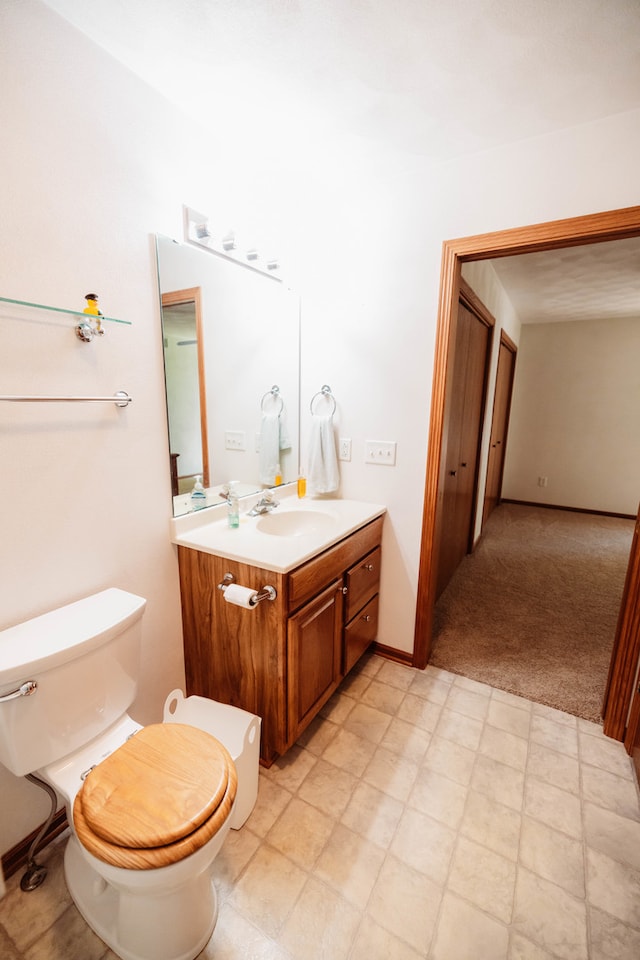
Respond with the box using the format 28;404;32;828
0;295;131;325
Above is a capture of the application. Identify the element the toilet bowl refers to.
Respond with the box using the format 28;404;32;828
46;721;237;960
72;723;236;870
0;588;259;960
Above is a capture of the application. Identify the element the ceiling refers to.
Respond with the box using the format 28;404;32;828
490;238;640;325
41;0;640;324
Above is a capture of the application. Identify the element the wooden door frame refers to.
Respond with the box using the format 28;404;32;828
482;330;517;527
413;206;640;710
161;287;210;488
603;506;640;740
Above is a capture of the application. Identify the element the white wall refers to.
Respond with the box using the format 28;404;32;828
2;0;640;853
502;317;640;515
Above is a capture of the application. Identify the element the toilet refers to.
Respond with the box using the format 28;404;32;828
0;588;259;960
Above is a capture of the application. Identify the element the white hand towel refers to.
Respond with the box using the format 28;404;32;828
259;412;281;485
307;414;339;495
279;414;292;452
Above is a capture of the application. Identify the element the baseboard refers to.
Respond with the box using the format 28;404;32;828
372;641;414;667
501;499;635;521
1;809;68;880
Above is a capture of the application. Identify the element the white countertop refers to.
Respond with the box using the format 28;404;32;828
170;487;386;573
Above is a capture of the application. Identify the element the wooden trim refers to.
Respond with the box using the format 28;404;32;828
450;205;640;261
414;205;640;673
501;499;636;521
413;245;461;668
459;276;496;330
373;641;414;667
623;676;640;778
603;508;640;739
1;809;68;879
161;287;210;488
500;329;517;354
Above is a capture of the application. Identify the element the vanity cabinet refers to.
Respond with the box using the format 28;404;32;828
177;515;383;764
343;546;381;674
287;579;343;744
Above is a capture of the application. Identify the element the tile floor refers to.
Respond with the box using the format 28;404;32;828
1;654;640;959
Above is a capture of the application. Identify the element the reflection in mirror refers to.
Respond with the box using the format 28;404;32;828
156;235;300;517
161;287;209;492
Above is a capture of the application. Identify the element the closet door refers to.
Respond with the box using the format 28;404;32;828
483;333;517;526
436;293;491;598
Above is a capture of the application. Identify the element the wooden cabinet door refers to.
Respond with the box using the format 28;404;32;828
287;579;343;745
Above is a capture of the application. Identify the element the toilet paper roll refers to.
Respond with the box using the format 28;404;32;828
223;584;257;609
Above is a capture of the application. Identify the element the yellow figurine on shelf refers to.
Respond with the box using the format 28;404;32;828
83;293;104;335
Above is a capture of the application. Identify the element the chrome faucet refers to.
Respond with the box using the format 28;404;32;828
248;491;280;516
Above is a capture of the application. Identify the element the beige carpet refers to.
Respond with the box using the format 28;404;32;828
430;503;635;722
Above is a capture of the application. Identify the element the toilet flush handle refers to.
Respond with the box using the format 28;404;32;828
0;680;38;703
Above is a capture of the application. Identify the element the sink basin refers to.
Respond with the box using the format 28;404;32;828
171;494;386;572
256;509;337;538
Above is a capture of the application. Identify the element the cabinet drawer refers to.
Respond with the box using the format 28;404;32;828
345;547;381;621
343;595;379;675
288;517;383;613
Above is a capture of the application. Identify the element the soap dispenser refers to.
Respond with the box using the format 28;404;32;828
227;481;240;528
190;475;207;510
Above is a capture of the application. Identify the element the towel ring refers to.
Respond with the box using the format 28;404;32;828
261;384;284;415
310;384;337;416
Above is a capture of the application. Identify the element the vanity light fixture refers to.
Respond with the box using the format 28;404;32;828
183;205;281;280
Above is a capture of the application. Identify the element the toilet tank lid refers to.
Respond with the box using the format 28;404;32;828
0;589;147;690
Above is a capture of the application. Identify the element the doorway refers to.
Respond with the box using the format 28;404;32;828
413;205;640;744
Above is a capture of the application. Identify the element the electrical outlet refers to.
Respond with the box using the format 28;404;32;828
365;440;397;465
339;437;352;461
537;476;548;487
225;431;246;451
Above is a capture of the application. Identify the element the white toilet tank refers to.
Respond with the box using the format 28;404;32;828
0;589;146;777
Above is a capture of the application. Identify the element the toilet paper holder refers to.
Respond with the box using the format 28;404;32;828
217;573;277;605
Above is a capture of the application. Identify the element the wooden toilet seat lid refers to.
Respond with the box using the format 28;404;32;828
75;723;235;850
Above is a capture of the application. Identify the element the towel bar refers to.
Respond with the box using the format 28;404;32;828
260;384;284;415
310;384;336;416
0;392;132;406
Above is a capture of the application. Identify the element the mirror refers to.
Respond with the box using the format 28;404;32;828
156;235;300;516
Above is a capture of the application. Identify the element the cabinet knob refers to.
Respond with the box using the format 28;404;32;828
361;614;372;622
342;586;348;595
363;563;374;572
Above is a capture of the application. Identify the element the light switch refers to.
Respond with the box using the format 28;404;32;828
225;431;246;451
365;441;397;465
